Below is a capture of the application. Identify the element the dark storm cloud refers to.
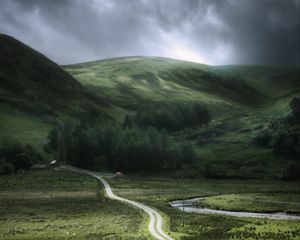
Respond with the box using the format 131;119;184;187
0;0;299;65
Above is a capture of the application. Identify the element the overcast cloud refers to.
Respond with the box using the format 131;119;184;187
0;0;299;65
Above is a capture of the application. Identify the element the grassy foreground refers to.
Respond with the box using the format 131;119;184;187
109;175;300;240
0;170;148;240
1;170;300;239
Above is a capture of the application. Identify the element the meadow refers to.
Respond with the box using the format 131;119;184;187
0;170;149;240
0;169;300;239
106;173;300;239
194;193;300;214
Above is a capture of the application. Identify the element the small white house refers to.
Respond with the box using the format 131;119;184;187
115;172;124;177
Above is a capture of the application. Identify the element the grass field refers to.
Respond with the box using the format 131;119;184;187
109;175;300;240
0;109;51;150
0;170;300;239
194;193;300;214
0;170;148;240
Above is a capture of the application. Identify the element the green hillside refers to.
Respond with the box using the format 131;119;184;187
0;35;299;179
64;57;253;120
0;34;108;149
64;57;299;120
212;65;300;98
189;92;298;178
64;57;300;179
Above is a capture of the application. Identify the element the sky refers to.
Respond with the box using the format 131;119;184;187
0;0;299;65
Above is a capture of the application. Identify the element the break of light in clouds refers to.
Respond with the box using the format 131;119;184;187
0;0;299;65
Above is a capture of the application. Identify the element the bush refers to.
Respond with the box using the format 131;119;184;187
13;153;32;170
0;142;42;173
272;127;300;157
3;162;15;174
289;96;300;125
204;163;232;178
282;161;300;180
253;128;272;147
238;164;265;179
0;160;15;175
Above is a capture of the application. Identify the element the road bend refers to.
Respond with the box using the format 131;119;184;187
62;166;174;240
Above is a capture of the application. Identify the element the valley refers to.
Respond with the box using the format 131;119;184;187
0;34;299;239
1;169;299;239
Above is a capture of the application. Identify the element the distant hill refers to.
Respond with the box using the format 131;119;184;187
64;57;299;121
212;64;300;98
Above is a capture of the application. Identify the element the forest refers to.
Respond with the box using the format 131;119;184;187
44;103;210;172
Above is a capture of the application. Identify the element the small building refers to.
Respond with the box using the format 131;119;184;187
115;172;124;177
31;164;49;170
50;160;58;167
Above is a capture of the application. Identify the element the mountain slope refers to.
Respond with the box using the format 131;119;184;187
0;35;299;178
0;34;108;148
0;34;109;115
64;57;299;121
212;65;300;98
64;56;300;179
63;57;252;119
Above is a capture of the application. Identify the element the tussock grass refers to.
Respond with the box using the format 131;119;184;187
109;175;300;240
0;170;148;240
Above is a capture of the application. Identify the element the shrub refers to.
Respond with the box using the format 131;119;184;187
282;161;300;180
0;142;42;173
253;128;272;147
3;162;15;174
272;128;300;157
289;96;300;125
0;160;15;175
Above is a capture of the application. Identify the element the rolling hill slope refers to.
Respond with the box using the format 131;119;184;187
0;35;299;178
212;65;300;98
64;57;299;121
0;34;108;148
64;56;299;179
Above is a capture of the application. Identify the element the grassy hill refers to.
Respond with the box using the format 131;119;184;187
0;34;108;149
63;57;259;120
64;57;299;120
188;92;298;178
0;35;299;178
64;57;300;179
212;65;300;98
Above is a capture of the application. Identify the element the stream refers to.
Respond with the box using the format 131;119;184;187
169;197;300;220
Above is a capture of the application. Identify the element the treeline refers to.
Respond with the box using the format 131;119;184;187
0;143;43;174
45;121;196;171
125;103;211;131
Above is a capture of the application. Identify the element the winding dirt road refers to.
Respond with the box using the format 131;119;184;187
62;166;174;240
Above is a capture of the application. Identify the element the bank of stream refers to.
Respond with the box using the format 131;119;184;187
169;197;300;220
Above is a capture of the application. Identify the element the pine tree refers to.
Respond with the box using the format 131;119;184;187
57;130;66;163
122;114;133;129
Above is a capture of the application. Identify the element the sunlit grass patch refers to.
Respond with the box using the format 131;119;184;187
195;193;300;213
0;111;51;150
110;175;300;240
0;170;148;240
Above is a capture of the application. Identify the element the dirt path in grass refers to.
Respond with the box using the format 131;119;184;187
170;197;300;220
62;166;174;240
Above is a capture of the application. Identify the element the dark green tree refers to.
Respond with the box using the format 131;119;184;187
122;114;133;129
